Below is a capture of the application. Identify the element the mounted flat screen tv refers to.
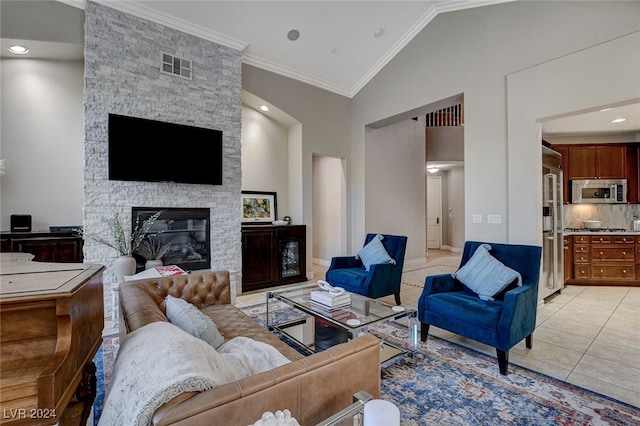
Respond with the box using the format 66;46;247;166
108;114;223;185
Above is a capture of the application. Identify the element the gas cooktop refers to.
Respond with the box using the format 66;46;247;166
564;227;633;233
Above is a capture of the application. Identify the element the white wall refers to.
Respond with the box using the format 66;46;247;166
0;59;84;231
241;105;290;217
350;1;640;249
242;65;352;273
312;155;345;263
364;118;426;267
507;30;640;245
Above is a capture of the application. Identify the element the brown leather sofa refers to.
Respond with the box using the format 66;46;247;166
117;270;381;426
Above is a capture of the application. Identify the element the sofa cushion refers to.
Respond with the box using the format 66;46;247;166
165;295;225;349
356;234;396;271
452;243;522;301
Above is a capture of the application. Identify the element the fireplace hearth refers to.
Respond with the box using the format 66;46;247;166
132;207;211;272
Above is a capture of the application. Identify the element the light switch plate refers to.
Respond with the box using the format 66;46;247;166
487;214;501;224
472;214;482;224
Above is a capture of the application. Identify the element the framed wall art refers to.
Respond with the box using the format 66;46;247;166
241;191;277;224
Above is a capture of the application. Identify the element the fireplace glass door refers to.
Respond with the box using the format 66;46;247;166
132;207;211;272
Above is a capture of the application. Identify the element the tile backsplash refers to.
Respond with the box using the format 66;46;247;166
564;204;640;229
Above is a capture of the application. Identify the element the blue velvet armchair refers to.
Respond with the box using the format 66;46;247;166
325;234;407;305
418;241;542;375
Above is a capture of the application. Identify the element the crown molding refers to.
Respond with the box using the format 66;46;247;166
90;0;248;52
76;0;514;98
243;53;353;98
349;0;515;97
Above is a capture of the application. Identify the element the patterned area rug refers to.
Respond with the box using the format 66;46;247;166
94;301;640;426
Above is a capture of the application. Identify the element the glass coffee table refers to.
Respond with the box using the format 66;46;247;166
266;284;417;365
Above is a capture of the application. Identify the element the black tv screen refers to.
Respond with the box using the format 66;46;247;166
108;114;223;185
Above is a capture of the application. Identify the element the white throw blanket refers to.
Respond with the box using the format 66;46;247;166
217;336;291;377
98;322;292;426
98;322;243;426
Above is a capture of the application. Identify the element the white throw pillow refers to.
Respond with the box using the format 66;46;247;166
217;336;291;378
452;243;522;301
355;234;396;271
165;295;225;349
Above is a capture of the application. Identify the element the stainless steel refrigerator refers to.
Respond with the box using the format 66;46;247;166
541;146;564;300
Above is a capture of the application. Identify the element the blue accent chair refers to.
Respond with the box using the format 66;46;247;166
418;241;542;375
325;234;407;305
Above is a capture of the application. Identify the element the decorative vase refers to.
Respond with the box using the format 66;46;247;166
145;259;163;270
114;255;136;283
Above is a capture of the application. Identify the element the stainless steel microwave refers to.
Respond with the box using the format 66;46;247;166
571;179;627;204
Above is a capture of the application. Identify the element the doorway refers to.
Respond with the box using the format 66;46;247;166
427;176;442;249
312;155;346;268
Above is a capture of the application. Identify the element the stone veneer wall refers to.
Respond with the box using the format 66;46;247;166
83;1;242;323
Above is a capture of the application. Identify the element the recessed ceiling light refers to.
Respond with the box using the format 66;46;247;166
260;105;270;112
611;118;627;123
287;30;300;41
373;28;384;37
8;45;28;55
427;166;439;174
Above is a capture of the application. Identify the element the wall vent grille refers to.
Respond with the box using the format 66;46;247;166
161;53;192;80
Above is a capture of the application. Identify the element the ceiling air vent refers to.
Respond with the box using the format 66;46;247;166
161;53;192;80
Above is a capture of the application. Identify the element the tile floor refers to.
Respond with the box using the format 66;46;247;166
236;250;640;408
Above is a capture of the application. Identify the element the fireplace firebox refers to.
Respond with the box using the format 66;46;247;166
132;207;211;272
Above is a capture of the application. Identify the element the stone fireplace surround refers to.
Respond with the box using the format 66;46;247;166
83;1;243;329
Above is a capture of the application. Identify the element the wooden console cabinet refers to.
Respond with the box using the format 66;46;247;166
241;225;306;292
0;231;83;263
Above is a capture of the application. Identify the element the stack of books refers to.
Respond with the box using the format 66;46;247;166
310;289;351;311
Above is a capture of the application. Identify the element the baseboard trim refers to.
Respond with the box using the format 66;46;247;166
439;245;463;253
313;257;331;267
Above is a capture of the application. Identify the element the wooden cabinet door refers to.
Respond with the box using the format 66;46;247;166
563;236;573;282
568;146;596;179
596;146;626;178
552;146;570;204
12;236;83;262
241;228;276;290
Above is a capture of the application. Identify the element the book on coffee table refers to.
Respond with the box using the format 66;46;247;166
310;300;352;312
124;265;187;281
310;290;351;307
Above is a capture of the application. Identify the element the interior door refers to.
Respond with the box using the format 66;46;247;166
427;176;442;249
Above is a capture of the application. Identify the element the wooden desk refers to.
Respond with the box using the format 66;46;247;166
0;254;104;425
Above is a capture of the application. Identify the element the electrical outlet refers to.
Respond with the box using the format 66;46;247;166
472;214;482;224
487;214;502;224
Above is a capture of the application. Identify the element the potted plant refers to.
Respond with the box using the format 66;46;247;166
78;210;164;282
135;238;171;270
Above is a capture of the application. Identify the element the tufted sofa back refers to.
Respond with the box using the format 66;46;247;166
119;270;231;334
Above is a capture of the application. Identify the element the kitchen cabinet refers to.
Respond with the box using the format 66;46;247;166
567;233;639;286
551;143;640;204
241;225;306;292
568;145;626;180
563;236;573;282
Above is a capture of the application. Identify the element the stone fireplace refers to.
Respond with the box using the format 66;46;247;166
83;2;243;329
132;207;211;273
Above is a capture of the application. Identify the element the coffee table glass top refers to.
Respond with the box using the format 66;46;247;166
268;283;412;329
